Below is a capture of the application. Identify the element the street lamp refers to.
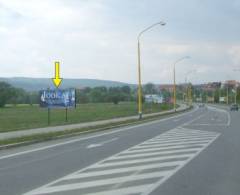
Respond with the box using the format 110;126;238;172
235;84;238;104
226;84;229;104
224;74;232;105
233;69;240;104
173;56;190;111
137;21;166;119
185;70;195;105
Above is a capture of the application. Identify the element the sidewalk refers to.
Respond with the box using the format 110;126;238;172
0;104;188;140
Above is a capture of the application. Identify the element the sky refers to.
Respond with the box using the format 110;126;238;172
0;0;240;84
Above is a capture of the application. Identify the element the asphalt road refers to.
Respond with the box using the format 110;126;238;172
0;104;239;195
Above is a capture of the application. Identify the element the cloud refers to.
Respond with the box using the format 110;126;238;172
0;0;240;84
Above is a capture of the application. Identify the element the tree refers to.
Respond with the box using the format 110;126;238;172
9;88;27;105
143;83;157;94
214;89;220;103
76;89;90;104
161;88;171;100
90;87;108;102
110;94;120;104
0;82;15;107
121;86;131;95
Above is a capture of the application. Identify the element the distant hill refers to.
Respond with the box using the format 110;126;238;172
0;77;133;91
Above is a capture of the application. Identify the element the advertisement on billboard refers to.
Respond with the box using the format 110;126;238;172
40;89;76;108
219;97;226;103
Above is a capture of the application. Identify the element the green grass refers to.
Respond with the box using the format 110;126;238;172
0;102;173;132
0;106;191;147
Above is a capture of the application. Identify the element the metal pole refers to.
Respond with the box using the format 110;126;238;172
65;107;68;122
235;87;237;104
137;40;142;119
185;77;188;104
48;107;50;125
75;89;77;109
227;85;229;104
189;86;192;106
219;87;221;104
173;65;176;111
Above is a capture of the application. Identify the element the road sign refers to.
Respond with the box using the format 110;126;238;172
40;88;76;108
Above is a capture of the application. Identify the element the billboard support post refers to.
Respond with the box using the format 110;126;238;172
48;108;50;125
65;107;68;122
75;89;77;109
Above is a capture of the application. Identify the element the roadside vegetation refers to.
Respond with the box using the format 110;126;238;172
0;102;173;133
0;105;190;147
0;81;175;132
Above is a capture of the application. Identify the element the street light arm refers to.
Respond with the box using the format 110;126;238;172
137;21;166;41
185;70;196;83
174;56;190;67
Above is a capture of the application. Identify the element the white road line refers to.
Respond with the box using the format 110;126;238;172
94;157;187;168
207;105;231;126
76;184;153;195
86;138;118;149
156;129;218;135
66;162;183;180
158;131;217;136
150;132;217;140
131;144;205;152
26;172;166;195
145;137;215;145
115;149;196;160
144;138;211;145
180;113;206;126
133;143;205;150
189;123;228;126
136;141;209;148
120;148;199;155
158;130;218;136
151;134;217;141
0;107;198;160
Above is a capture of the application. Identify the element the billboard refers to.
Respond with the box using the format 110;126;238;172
207;97;214;103
219;97;226;103
40;89;76;108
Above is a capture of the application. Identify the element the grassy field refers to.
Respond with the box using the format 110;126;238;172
0;102;173;132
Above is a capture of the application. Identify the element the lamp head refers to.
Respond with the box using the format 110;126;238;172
159;21;166;26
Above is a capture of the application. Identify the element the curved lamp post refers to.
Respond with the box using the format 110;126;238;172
233;69;240;104
185;70;195;105
173;56;190;111
137;21;166;119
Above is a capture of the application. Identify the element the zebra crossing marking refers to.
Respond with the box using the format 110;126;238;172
23;127;220;195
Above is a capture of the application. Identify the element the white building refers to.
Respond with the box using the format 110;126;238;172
145;94;164;104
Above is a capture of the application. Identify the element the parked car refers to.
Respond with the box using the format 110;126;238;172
230;104;239;111
198;103;205;108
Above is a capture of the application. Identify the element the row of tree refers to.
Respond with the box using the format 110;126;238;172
1;81;169;107
0;82;39;107
176;84;240;104
76;86;134;104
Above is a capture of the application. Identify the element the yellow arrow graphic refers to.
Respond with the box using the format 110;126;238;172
52;61;63;88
